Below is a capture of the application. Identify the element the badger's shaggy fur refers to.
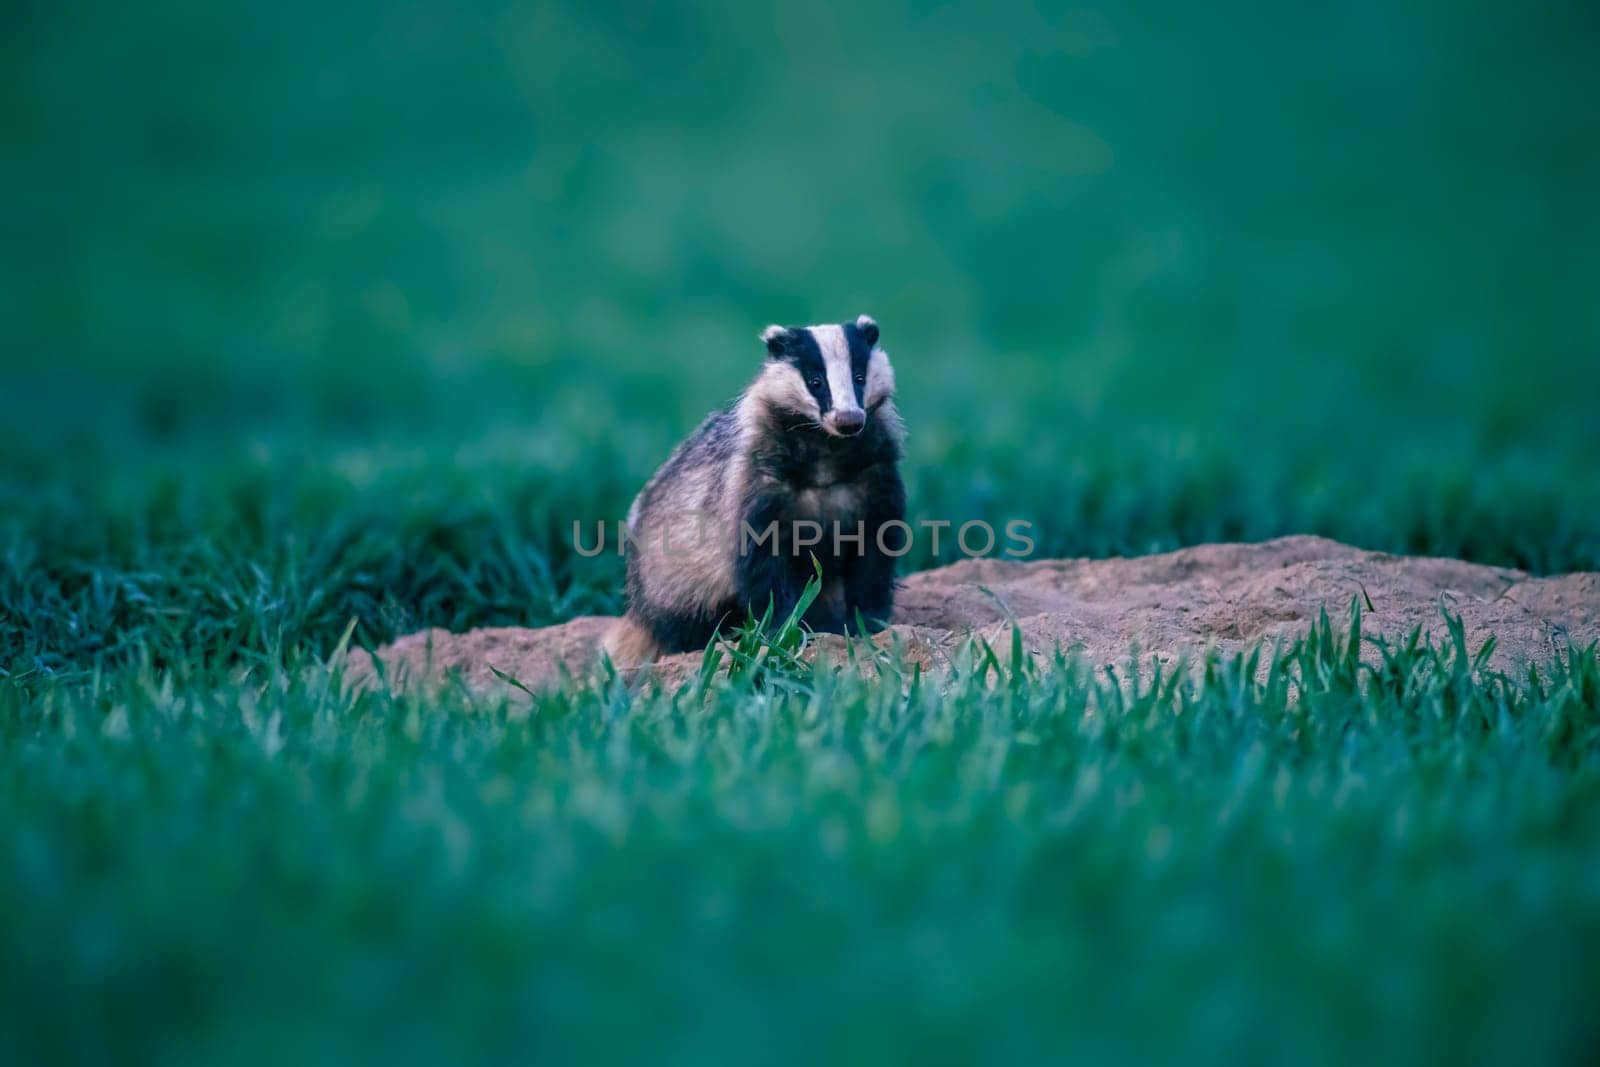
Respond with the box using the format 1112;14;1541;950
606;315;906;664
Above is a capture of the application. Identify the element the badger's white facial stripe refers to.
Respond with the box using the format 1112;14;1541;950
864;347;895;407
809;325;863;415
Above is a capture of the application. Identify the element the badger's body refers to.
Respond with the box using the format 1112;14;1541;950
606;315;905;664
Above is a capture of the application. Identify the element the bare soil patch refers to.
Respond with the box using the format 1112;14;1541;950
348;536;1599;695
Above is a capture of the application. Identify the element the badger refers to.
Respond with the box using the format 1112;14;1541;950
605;314;905;665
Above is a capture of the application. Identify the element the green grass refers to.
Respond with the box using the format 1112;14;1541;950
5;0;1600;1061
4;616;1599;1063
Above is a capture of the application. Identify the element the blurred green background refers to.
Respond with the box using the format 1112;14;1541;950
3;0;1598;669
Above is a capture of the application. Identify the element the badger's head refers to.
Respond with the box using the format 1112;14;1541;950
751;315;896;438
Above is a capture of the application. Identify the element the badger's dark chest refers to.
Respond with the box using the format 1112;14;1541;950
757;421;897;491
747;423;901;534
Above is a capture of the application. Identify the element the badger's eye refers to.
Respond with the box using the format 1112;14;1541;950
808;377;823;389
854;373;866;384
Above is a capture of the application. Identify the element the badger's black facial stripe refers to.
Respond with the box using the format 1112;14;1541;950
781;329;832;413
842;322;874;408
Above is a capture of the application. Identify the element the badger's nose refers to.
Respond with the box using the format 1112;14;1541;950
832;409;866;435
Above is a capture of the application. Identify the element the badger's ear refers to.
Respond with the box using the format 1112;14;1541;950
761;325;791;358
855;314;879;347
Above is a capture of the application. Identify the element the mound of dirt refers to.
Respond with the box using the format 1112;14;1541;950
347;536;1599;695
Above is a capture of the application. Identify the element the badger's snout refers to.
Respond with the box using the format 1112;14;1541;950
830;409;866;436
